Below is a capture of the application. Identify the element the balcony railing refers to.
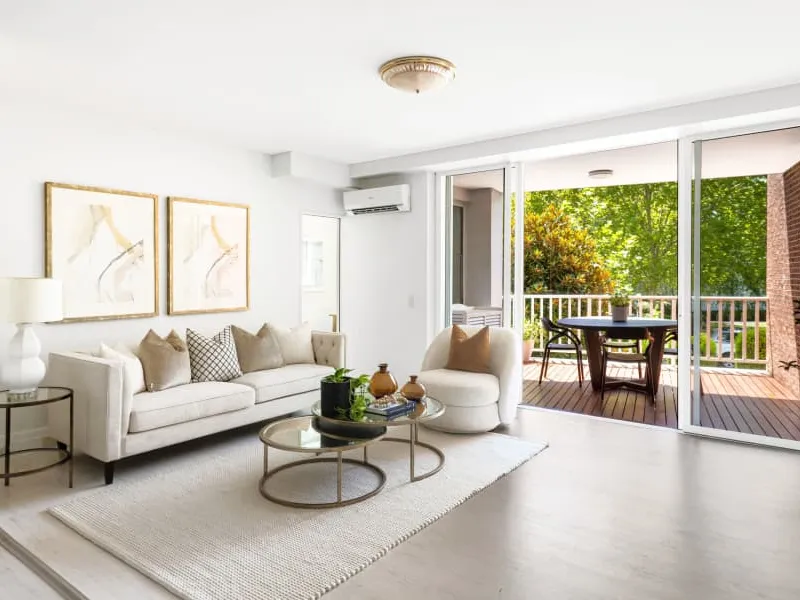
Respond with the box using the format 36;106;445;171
523;294;769;368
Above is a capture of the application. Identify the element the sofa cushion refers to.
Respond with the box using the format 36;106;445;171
129;382;255;433
186;326;243;382
138;329;192;391
269;323;315;365
232;324;284;373
417;368;500;408
445;324;492;373
232;364;334;404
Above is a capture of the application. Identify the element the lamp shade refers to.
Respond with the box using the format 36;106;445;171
0;278;63;323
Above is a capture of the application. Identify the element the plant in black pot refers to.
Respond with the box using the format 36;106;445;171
317;369;385;439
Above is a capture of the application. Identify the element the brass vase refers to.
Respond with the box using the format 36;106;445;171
369;363;398;398
400;375;426;401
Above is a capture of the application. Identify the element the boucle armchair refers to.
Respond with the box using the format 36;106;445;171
418;326;521;433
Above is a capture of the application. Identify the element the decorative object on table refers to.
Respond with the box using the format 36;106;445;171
522;319;541;364
609;291;630;322
445;324;491;373
167;196;249;315
318;368;382;439
137;329;191;392
365;393;415;417
45;183;158;322
0;278;63;393
186;326;243;383
400;375;426;401
369;362;398;398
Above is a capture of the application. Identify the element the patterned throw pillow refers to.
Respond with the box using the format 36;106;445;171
186;326;243;383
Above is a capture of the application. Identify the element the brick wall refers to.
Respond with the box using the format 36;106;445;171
766;162;800;397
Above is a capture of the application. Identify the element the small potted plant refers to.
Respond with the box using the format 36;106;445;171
522;319;541;363
318;369;384;439
610;291;630;322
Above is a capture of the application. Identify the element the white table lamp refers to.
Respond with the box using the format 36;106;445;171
0;278;63;393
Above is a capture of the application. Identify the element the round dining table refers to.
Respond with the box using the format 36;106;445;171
557;317;678;393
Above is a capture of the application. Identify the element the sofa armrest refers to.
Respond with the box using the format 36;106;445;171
47;352;125;462
489;329;523;426
312;331;346;369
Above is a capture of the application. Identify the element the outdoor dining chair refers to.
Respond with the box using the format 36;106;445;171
539;317;585;386
600;328;655;404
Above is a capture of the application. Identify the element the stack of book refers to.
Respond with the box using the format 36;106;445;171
366;396;416;419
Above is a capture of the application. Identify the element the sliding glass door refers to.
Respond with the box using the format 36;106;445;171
440;165;523;335
680;126;800;450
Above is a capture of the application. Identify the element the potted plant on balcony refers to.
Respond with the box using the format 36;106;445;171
610;291;630;322
522;319;541;363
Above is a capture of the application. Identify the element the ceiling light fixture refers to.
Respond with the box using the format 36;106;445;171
588;169;614;179
379;56;456;94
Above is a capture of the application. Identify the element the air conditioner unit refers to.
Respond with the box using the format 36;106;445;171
342;184;410;215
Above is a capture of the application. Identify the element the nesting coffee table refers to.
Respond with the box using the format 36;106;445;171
311;396;446;483
258;416;387;509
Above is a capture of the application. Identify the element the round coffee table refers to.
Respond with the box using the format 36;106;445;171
312;397;446;482
258;416;386;509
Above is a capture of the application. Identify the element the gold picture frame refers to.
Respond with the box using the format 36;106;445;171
45;182;159;323
167;196;250;315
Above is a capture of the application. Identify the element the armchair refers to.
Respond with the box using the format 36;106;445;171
418;326;521;433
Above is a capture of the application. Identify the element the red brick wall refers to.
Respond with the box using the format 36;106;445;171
767;162;800;397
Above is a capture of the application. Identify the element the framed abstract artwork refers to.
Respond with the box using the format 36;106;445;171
45;182;159;322
168;197;250;315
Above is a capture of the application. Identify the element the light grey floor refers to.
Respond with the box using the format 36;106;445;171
3;407;800;600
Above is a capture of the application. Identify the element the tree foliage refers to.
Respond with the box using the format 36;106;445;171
524;176;766;296
518;203;612;293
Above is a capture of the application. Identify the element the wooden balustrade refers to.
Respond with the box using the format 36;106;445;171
522;294;769;368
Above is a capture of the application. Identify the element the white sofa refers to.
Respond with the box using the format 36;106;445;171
46;331;345;483
418;326;520;433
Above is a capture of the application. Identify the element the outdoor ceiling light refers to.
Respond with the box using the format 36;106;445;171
588;169;614;179
379;56;456;94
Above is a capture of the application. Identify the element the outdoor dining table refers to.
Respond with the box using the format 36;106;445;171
557;317;678;393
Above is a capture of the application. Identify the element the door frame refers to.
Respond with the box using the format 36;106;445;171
434;163;522;338
677;119;800;451
300;213;341;332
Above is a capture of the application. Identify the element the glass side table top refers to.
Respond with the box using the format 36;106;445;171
259;416;382;453
0;387;72;408
311;396;445;426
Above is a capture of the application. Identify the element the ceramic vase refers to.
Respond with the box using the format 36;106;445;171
369;363;398;398
400;375;426;401
611;305;629;322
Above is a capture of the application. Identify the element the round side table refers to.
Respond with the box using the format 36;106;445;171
0;387;74;488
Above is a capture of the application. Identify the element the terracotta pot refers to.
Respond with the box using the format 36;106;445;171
400;375;426;401
522;340;535;363
369;363;398;398
611;305;629;322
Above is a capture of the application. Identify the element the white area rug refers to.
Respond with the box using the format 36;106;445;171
48;430;546;600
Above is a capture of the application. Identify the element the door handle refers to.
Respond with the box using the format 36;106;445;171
329;313;339;333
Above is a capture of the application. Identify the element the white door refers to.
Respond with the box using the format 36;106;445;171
301;215;340;331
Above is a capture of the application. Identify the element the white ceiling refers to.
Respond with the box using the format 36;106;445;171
2;1;800;163
453;127;800;191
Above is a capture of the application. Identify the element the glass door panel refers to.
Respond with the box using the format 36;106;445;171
688;127;800;448
300;215;340;331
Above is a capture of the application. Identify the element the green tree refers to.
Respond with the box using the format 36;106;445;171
520;203;613;293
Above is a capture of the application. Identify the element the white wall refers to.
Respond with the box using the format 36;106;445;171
0;99;343;438
340;172;435;384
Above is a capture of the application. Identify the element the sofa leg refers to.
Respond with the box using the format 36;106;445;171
104;462;116;485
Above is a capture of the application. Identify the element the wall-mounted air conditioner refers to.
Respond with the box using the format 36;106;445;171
342;184;410;215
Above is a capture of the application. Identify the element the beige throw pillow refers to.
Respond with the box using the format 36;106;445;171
269;322;315;365
231;324;284;373
445;325;492;373
138;329;192;391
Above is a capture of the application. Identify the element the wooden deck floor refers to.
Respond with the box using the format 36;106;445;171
523;360;800;441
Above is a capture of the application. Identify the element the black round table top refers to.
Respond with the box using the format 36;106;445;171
557;317;677;330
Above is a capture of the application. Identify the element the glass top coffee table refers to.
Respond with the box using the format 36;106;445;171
258;416;387;509
311;397;446;483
